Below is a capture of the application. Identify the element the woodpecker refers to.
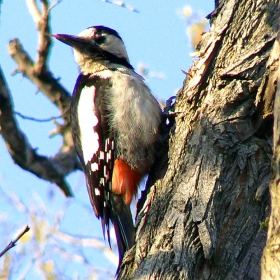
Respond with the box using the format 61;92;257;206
53;26;162;272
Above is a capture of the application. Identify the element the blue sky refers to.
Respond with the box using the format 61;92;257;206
0;1;213;279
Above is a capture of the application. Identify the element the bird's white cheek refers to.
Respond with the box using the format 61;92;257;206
77;86;99;163
74;49;83;65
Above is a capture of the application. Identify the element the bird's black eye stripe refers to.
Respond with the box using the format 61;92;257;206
95;36;106;45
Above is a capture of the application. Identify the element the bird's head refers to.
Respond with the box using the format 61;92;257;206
53;26;132;74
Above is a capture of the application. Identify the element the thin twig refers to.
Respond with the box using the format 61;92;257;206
49;0;63;10
0;226;30;257
102;0;139;13
15;111;62;122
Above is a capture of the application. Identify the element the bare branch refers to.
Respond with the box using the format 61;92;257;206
8;39;71;122
54;231;118;266
0;67;76;197
102;0;139;13
0;226;30;258
3;0;82;196
49;0;63;10
26;0;41;25
15;111;63;123
26;0;52;74
34;0;52;74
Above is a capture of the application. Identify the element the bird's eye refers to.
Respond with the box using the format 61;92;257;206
95;36;106;45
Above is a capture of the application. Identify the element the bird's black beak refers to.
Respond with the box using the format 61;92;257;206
52;34;89;50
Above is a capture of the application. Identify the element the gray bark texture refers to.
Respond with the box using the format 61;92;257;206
261;13;280;280
118;0;280;279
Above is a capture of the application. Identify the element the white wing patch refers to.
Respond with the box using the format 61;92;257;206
77;86;99;164
94;188;101;196
91;162;99;171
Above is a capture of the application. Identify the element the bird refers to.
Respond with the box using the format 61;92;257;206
52;26;162;273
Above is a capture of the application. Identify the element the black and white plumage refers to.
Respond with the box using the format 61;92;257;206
53;26;162;272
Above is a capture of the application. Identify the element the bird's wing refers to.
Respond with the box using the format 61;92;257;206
71;73;135;267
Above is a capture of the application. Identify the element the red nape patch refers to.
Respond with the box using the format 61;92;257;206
112;159;142;205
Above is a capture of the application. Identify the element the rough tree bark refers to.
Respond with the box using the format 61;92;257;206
119;0;279;279
1;0;280;279
261;27;280;279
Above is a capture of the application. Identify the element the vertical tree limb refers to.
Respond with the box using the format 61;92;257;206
261;31;280;280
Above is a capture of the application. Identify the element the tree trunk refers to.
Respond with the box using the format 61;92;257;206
261;27;280;280
119;0;280;279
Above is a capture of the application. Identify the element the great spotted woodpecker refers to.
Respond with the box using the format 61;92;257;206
53;26;162;271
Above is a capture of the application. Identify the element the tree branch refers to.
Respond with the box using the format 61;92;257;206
26;0;52;74
2;0;83;196
0;226;30;257
0;67;77;197
15;111;63;122
8;38;71;121
261;25;280;279
102;0;139;13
